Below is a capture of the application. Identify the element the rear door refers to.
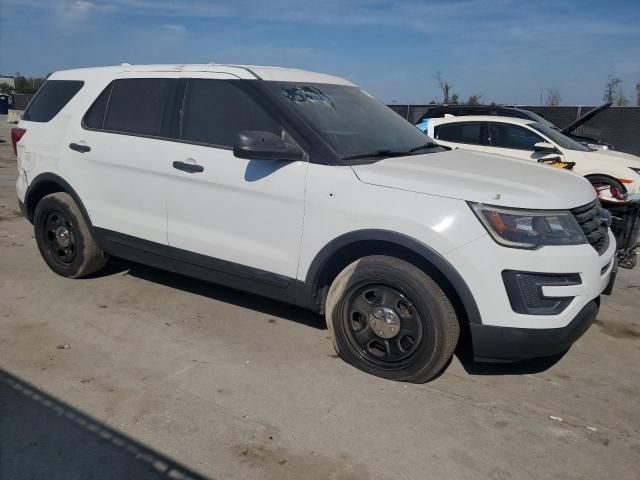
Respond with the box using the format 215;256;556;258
69;76;183;244
165;77;308;278
433;121;485;153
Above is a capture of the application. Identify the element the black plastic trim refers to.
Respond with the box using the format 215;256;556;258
93;228;317;310
502;270;581;315
23;173;93;226
305;229;483;325
470;299;598;362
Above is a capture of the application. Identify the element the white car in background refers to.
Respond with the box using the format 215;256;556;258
422;115;640;195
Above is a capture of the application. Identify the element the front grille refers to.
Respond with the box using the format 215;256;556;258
571;200;610;255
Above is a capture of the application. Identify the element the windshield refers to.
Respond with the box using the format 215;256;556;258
265;82;435;159
528;122;590;151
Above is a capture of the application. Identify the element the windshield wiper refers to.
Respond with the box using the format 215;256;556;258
341;149;410;161
408;142;441;153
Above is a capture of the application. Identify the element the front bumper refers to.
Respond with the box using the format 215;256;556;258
470;300;598;362
446;229;616;330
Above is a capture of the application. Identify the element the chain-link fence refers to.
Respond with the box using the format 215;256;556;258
388;104;640;156
12;94;34;110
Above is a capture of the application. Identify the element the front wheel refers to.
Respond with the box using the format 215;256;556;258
325;255;459;383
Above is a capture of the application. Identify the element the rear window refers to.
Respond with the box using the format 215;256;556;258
102;78;181;137
435;122;482;144
22;80;84;122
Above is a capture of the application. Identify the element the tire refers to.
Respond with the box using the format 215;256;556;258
33;192;108;278
586;174;626;196
325;255;459;383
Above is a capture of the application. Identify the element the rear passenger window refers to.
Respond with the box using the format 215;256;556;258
22;80;84;122
103;78;181;137
435;122;482;144
181;79;281;147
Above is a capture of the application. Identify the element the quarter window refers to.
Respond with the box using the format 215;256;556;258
22;80;84;122
181;79;282;148
83;83;112;129
435;122;482;144
489;123;543;150
103;78;181;137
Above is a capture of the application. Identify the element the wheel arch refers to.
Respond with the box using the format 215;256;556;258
24;173;92;226
305;230;482;326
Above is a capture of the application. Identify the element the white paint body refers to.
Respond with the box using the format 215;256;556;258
426;115;640;194
15;64;615;332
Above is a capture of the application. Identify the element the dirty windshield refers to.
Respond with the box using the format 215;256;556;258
267;82;437;160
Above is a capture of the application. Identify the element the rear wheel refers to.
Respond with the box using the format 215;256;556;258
325;255;459;383
34;192;108;278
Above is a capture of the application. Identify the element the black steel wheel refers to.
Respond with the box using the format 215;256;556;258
326;255;459;383
34;192;108;278
40;209;78;266
342;283;423;369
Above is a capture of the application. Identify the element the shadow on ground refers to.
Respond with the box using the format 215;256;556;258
95;258;325;330
96;259;563;378
0;369;210;480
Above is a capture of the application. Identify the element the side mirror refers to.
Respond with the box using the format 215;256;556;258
233;130;303;162
533;141;557;154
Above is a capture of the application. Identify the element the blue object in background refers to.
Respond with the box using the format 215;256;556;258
416;118;429;132
0;95;9;115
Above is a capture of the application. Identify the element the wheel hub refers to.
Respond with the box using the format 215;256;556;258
369;306;401;339
55;226;71;248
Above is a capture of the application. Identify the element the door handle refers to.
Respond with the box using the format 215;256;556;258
173;161;204;173
69;142;91;153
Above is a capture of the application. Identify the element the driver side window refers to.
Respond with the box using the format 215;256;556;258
489;123;543;150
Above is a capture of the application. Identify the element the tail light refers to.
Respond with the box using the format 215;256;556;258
11;127;26;156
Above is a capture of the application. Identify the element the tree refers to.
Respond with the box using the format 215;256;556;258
465;94;483;105
545;87;561;106
12;73;46;94
449;93;460;105
0;83;15;95
433;72;453;104
636;82;640;106
603;75;628;106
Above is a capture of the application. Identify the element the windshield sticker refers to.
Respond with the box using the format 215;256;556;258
281;86;336;109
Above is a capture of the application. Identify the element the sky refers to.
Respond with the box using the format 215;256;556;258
0;0;639;105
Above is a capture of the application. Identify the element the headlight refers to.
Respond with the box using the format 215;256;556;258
629;167;640;176
469;203;587;249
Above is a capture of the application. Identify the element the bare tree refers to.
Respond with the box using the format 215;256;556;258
433;72;453;104
603;75;628;105
604;76;620;103
544;87;561;106
465;94;483;105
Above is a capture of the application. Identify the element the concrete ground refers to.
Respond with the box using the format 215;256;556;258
0;115;639;480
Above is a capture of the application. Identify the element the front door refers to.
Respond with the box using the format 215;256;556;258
166;77;308;279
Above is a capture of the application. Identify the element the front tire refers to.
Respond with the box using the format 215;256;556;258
34;192;108;278
325;255;459;383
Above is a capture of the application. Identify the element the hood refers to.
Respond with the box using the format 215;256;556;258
584;149;640;165
561;103;611;134
350;149;596;210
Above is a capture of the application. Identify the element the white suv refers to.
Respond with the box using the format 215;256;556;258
422;115;640;195
13;64;617;382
